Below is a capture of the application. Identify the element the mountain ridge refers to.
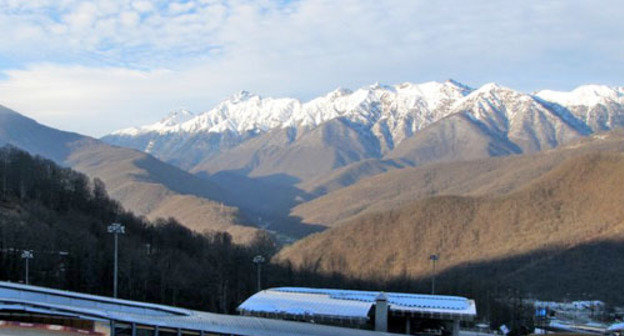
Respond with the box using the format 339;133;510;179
275;150;624;287
0;105;260;243
102;80;624;177
291;130;624;228
101;80;624;235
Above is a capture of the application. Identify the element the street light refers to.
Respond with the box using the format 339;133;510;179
107;223;125;298
430;254;439;295
21;250;34;285
253;255;266;292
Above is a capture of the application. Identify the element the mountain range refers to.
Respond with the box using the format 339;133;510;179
275;133;624;300
2;79;624;301
0;106;259;243
102;80;624;233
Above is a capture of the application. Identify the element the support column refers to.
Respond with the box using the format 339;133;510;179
154;326;159;336
452;319;460;336
375;293;388;332
405;318;411;335
131;323;137;336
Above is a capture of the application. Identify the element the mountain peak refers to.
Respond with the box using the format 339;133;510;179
228;90;257;103
572;84;621;98
479;82;503;91
160;109;194;126
445;79;473;91
536;84;624;107
368;82;395;92
326;87;353;99
470;83;521;98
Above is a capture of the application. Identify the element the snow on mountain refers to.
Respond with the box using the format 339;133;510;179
536;85;624;107
453;83;591;152
115;109;195;136
536;85;624;132
103;80;624;171
112;80;471;139
104;80;473;164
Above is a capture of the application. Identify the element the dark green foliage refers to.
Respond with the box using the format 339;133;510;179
0;146;264;312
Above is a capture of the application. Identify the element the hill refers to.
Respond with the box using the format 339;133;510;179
3;146;507;314
276;151;624;301
0;105;258;243
0;146;275;311
291;131;624;227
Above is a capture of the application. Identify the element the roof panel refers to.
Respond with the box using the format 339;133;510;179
238;287;477;319
238;290;372;319
0;282;398;336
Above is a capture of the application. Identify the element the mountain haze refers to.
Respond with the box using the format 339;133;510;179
0;106;258;243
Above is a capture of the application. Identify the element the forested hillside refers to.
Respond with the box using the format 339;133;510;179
0;146;295;312
0;145;549;331
291;131;624;227
277;151;624;303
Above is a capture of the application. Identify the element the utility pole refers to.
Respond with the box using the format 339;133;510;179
107;223;125;298
430;254;439;295
253;255;265;292
21;250;34;285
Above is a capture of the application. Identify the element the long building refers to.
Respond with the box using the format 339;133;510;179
237;287;477;335
0;281;402;336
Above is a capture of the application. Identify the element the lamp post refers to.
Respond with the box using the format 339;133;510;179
21;250;34;285
430;254;439;295
107;223;125;298
253;255;265;292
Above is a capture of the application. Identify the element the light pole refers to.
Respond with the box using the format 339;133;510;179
107;223;125;298
21;250;34;285
253;255;265;292
430;254;439;295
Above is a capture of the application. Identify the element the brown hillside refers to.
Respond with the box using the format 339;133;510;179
0;105;260;244
276;152;624;281
291;131;624;227
65;139;259;243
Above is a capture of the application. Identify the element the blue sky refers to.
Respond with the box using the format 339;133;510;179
0;0;623;136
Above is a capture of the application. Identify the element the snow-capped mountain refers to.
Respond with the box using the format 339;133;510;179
453;83;591;152
102;80;624;231
113;81;471;138
536;85;624;132
104;80;473;167
103;80;624;176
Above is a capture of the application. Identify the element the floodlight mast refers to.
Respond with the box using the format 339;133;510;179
107;223;125;298
21;250;34;285
430;254;439;295
253;255;266;293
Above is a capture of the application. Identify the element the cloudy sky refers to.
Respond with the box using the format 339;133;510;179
0;0;623;136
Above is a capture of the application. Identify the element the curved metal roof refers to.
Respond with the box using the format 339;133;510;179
238;287;477;320
0;282;397;336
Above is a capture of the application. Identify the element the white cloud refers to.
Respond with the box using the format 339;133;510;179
0;0;623;136
131;1;153;13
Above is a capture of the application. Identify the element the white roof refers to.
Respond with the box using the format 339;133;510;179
608;322;624;331
0;282;397;336
238;289;372;321
238;287;477;321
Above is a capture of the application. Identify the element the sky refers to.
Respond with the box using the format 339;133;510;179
0;0;623;137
